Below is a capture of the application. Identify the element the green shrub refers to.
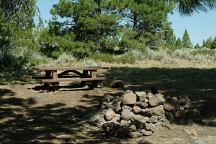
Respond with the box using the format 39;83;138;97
115;54;136;64
91;54;115;63
191;48;216;56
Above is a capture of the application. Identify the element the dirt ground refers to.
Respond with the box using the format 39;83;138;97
0;65;216;143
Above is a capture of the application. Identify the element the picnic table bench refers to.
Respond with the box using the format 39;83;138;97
33;66;109;89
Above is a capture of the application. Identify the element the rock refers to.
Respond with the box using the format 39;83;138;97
121;109;134;121
140;108;153;117
153;122;162;129
172;96;178;102
122;91;137;105
129;125;137;131
103;94;113;102
112;98;121;104
149;96;160;107
122;105;133;111
101;101;113;109
120;120;131;127
152;105;165;116
163;101;177;112
111;114;121;123
111;80;124;88
155;93;165;104
135;91;147;97
113;101;121;113
149;116;158;124
144;123;155;132
137;101;148;109
132;114;149;123
129;131;143;138
135;91;147;102
175;110;186;119
178;96;191;109
144;99;149;103
151;87;158;94
133;106;142;113
141;129;153;136
147;92;154;99
104;109;116;121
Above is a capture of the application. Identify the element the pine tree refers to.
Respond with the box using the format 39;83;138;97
176;0;216;15
182;29;193;48
210;37;216;49
163;22;176;47
49;0;175;56
124;0;175;47
194;43;201;49
202;36;213;48
50;0;121;54
175;37;182;48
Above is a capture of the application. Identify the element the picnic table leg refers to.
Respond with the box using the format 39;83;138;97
44;71;52;88
81;70;89;87
89;70;98;89
52;71;59;90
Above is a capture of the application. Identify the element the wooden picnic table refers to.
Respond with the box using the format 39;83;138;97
33;66;109;89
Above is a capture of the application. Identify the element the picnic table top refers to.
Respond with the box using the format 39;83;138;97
33;66;109;71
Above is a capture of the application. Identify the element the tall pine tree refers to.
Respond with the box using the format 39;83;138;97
202;36;213;48
182;29;193;48
210;37;216;49
175;37;182;48
50;0;121;54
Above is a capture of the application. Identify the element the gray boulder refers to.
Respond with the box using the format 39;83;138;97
121;109;134;121
147;92;154;99
141;129;153;136
122;105;133;111
155;93;165;104
149;96;160;107
133;106;142;113
163;100;177;112
113;101;122;113
129;124;137;131
148;115;158;124
122;91;137;105
129;131;143;138
135;91;147;102
111;114;121;124
135;91;147;97
137;101;148;109
152;105;165;116
120;120;131;127
144;123;155;132
132;114;149;123
104;109;117;121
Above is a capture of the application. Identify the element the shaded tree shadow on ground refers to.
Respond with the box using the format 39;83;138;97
0;88;127;143
32;83;94;92
106;67;216;124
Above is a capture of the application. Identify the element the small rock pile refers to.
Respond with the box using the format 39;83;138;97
99;90;200;138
